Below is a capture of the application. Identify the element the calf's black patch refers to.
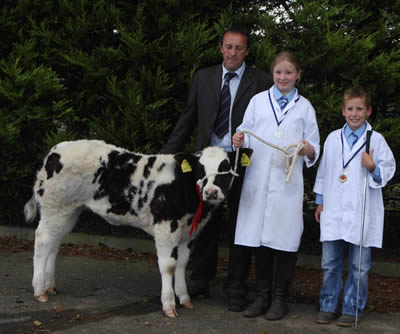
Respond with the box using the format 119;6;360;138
214;159;232;196
171;247;178;261
170;220;178;233
93;150;142;215
157;162;166;172
143;156;156;178
45;153;63;179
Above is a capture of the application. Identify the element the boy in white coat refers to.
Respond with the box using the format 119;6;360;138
313;87;396;327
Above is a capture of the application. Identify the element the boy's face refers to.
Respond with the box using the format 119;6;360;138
342;97;372;131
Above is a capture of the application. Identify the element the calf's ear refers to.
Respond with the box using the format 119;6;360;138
228;148;253;191
228;148;253;171
173;153;199;175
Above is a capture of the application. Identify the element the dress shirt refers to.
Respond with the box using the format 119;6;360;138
211;62;246;152
273;85;296;107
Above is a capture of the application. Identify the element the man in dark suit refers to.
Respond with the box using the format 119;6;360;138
161;25;272;311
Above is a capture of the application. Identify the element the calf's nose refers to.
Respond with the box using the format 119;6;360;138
204;189;218;200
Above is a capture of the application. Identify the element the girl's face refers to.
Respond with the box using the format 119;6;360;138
272;60;300;95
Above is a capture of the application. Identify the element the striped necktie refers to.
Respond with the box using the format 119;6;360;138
214;72;237;138
351;132;359;149
278;96;289;110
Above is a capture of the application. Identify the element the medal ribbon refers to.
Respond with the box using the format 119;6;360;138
268;89;300;127
340;130;368;169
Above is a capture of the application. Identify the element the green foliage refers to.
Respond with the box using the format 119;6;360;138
0;54;75;222
0;0;243;223
89;66;173;152
253;0;400;191
0;0;398;224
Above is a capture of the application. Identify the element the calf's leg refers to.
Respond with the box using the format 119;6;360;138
33;210;80;302
155;238;179;317
174;242;192;308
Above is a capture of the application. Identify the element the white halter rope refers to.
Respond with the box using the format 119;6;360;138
238;130;305;183
196;169;239;191
195;127;304;191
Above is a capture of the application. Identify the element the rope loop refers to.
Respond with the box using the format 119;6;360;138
238;130;304;183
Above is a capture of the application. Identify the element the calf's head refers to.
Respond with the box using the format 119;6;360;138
196;146;233;203
174;147;253;206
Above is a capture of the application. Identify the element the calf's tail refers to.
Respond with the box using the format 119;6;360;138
24;195;38;222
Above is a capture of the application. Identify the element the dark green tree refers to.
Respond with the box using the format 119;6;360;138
0;0;398;225
0;0;253;223
252;0;400;204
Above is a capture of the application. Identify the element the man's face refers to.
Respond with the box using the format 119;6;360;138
342;97;372;130
220;32;249;72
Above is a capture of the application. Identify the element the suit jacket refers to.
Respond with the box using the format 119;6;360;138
161;64;272;153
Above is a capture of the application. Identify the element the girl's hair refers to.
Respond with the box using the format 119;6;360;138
343;86;371;108
270;51;301;74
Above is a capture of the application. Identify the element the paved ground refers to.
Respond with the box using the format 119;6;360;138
1;247;399;334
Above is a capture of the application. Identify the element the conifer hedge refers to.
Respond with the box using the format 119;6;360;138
0;0;398;225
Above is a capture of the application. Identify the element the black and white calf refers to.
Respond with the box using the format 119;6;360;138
24;140;251;317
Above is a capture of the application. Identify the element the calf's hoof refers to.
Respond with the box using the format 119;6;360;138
163;307;178;318
35;295;48;303
46;288;57;295
183;301;193;309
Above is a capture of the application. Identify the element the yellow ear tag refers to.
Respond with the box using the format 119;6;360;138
181;159;192;173
241;153;251;167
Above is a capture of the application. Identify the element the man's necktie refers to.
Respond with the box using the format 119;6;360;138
214;72;237;138
278;96;289;110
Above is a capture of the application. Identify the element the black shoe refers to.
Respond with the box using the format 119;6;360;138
188;281;210;298
316;311;339;324
228;296;247;312
243;296;271;318
265;298;288;321
337;314;359;327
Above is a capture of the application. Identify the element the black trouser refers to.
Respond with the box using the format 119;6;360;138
189;207;222;283
189;162;251;297
254;246;297;296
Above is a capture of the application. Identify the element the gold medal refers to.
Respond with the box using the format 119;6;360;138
274;129;281;139
339;174;347;182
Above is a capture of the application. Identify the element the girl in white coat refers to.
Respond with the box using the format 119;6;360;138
232;51;320;320
313;87;396;327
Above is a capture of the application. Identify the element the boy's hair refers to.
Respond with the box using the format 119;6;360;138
220;25;251;49
270;51;301;74
343;86;371;108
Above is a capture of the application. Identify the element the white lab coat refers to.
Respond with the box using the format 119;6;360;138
313;122;396;248
234;87;320;252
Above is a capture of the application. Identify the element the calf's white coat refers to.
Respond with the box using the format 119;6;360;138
25;140;235;317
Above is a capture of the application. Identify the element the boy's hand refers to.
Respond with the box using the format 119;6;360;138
232;133;244;148
315;204;323;223
362;150;376;172
299;140;315;160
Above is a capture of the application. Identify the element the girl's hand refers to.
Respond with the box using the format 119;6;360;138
232;133;244;148
299;140;315;160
